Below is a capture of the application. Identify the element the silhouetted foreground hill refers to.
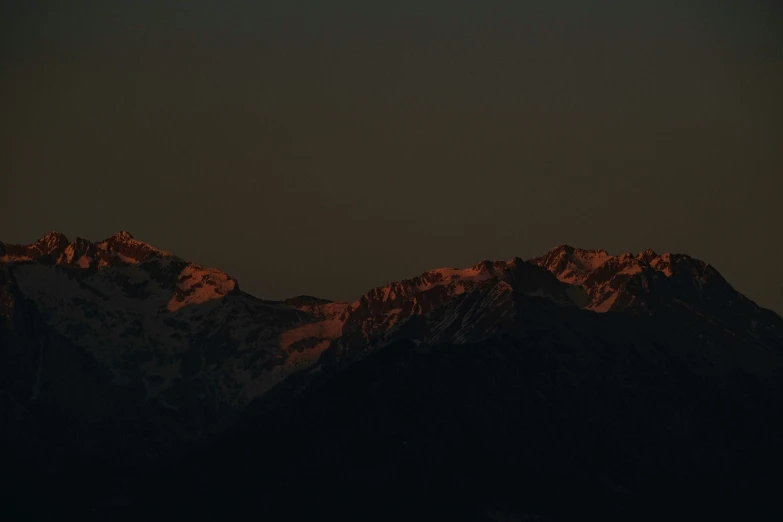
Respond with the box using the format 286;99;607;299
2;233;782;520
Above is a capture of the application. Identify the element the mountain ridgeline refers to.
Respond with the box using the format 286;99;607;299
2;232;782;521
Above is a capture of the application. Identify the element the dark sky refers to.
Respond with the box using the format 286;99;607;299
1;1;781;313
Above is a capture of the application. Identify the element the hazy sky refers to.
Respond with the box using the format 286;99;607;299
1;1;781;313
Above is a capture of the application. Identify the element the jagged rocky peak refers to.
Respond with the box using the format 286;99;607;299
34;231;70;252
348;257;577;338
89;230;241;310
0;230;71;262
48;231;171;268
531;244;613;285
527;244;759;315
1;230;240;311
167;263;239;311
111;230;135;241
561;245;611;265
637;248;658;262
0;230;172;267
97;230;171;264
471;259;494;272
532;244;691;285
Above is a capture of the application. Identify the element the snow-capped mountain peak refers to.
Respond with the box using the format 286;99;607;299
34;230;70;253
96;231;173;264
110;230;134;241
532;245;612;285
529;245;766;316
0;230;173;267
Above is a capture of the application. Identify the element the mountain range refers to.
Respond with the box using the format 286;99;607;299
3;231;782;521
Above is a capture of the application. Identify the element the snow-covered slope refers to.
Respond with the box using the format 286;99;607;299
321;258;583;364
0;231;351;437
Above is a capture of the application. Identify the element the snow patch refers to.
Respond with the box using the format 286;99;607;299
279;317;345;351
650;254;673;277
590;292;620;313
62;245;76;264
167;265;237;312
0;254;32;262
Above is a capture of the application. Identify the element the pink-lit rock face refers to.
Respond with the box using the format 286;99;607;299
530;245;752;315
0;231;70;262
330;257;580;362
167;264;239;312
531;245;612;285
0;230;170;267
0;231;240;313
